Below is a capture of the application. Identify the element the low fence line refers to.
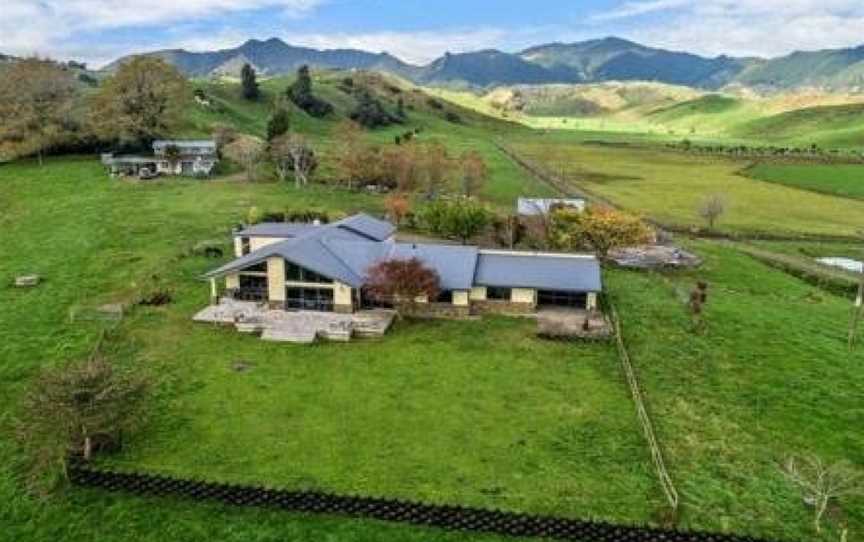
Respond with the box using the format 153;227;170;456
606;299;680;513
68;461;780;542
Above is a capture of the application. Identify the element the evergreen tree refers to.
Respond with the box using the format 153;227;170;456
286;65;333;118
350;89;399;129
241;63;260;101
266;107;291;141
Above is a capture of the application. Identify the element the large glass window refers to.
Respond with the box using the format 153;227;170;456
234;275;268;301
486;287;512;301
285;261;333;284
286;288;335;311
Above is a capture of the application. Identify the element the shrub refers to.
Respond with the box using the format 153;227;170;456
550;206;655;257
349;89;401;128
364;257;441;318
419;197;492;244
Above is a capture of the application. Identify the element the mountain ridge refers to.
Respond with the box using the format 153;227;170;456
99;36;864;91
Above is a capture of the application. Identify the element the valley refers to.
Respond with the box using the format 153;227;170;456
2;31;864;542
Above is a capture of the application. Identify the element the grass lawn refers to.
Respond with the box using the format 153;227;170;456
0;156;649;540
3;152;864;541
101;295;656;520
607;242;864;540
745;163;864;199
507;136;864;237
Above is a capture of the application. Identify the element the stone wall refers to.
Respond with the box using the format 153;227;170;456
405;303;472;319
471;300;536;316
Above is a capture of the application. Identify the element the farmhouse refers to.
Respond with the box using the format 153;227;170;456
102;139;218;178
204;214;601;317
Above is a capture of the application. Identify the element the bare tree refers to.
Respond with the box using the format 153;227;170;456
0;58;78;165
224;135;265;182
271;133;317;188
698;195;726;230
458;150;488;197
15;357;150;494
781;455;863;534
286;133;316;188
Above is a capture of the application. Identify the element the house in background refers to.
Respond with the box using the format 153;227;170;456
517;197;586;217
204;214;602;318
102;139;218;178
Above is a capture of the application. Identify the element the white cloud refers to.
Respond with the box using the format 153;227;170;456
591;0;864;57
591;0;691;21
288;29;513;65
0;0;325;61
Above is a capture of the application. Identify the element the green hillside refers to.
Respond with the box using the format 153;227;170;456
732;103;864;147
178;71;552;207
746;163;864;199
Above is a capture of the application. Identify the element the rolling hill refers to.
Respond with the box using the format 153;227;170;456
101;36;864;91
519;38;753;89
104;38;419;80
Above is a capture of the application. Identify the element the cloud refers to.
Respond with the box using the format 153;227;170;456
0;0;325;60
591;0;864;57
288;29;513;65
591;0;691;21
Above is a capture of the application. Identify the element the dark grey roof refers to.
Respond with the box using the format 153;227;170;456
106;155;158;164
234;223;321;238
475;250;602;292
207;215;601;293
390;244;478;290
153;140;216;149
334;214;395;241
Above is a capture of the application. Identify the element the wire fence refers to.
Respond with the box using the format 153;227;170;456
605;298;679;513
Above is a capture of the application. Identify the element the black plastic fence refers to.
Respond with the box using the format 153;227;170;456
68;462;783;542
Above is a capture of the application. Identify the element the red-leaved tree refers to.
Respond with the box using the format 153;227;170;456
364;257;441;318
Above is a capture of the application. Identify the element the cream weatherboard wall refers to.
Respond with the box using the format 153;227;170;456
267;257;286;305
251;237;287;252
226;274;240;290
512;288;537;305
453;291;470;307
233;236;290;257
470;287;488;301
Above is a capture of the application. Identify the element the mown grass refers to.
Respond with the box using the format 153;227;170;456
3;133;864;541
746;163;864;199
507;135;864;237
607;242;864;541
99;296;655;520
0;157;550;542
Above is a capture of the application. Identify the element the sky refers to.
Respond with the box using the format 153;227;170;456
3;0;864;68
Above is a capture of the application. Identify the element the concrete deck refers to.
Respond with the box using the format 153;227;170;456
193;299;395;344
536;308;613;340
